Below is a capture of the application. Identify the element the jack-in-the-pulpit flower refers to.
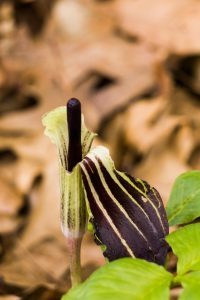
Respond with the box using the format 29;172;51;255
42;99;95;286
42;98;169;287
42;99;95;239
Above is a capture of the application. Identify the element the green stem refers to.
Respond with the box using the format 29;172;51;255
67;237;82;287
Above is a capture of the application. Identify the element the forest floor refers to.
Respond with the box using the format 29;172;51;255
0;0;200;299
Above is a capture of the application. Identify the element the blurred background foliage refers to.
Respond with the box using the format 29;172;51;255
0;0;200;298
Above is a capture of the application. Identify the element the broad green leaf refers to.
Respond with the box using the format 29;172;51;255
62;258;172;300
166;171;200;226
175;271;200;300
166;223;200;275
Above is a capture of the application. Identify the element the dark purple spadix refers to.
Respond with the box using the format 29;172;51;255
67;98;82;172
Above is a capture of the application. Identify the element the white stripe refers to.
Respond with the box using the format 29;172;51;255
91;158;148;242
120;173;165;232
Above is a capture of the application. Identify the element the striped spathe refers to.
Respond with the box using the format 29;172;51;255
80;146;169;265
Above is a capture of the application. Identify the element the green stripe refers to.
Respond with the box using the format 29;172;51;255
60;164;87;238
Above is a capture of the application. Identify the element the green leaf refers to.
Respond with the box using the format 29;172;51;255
166;171;200;226
62;258;172;300
166;223;200;275
175;271;200;300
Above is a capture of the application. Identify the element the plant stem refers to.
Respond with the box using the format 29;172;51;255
67;236;82;287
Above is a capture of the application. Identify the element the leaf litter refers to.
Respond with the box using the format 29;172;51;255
0;0;200;298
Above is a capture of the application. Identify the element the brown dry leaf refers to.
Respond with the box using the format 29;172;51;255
134;146;188;204
123;96;186;154
0;236;68;289
0;177;23;235
0;297;20;300
0;178;22;218
115;0;200;55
